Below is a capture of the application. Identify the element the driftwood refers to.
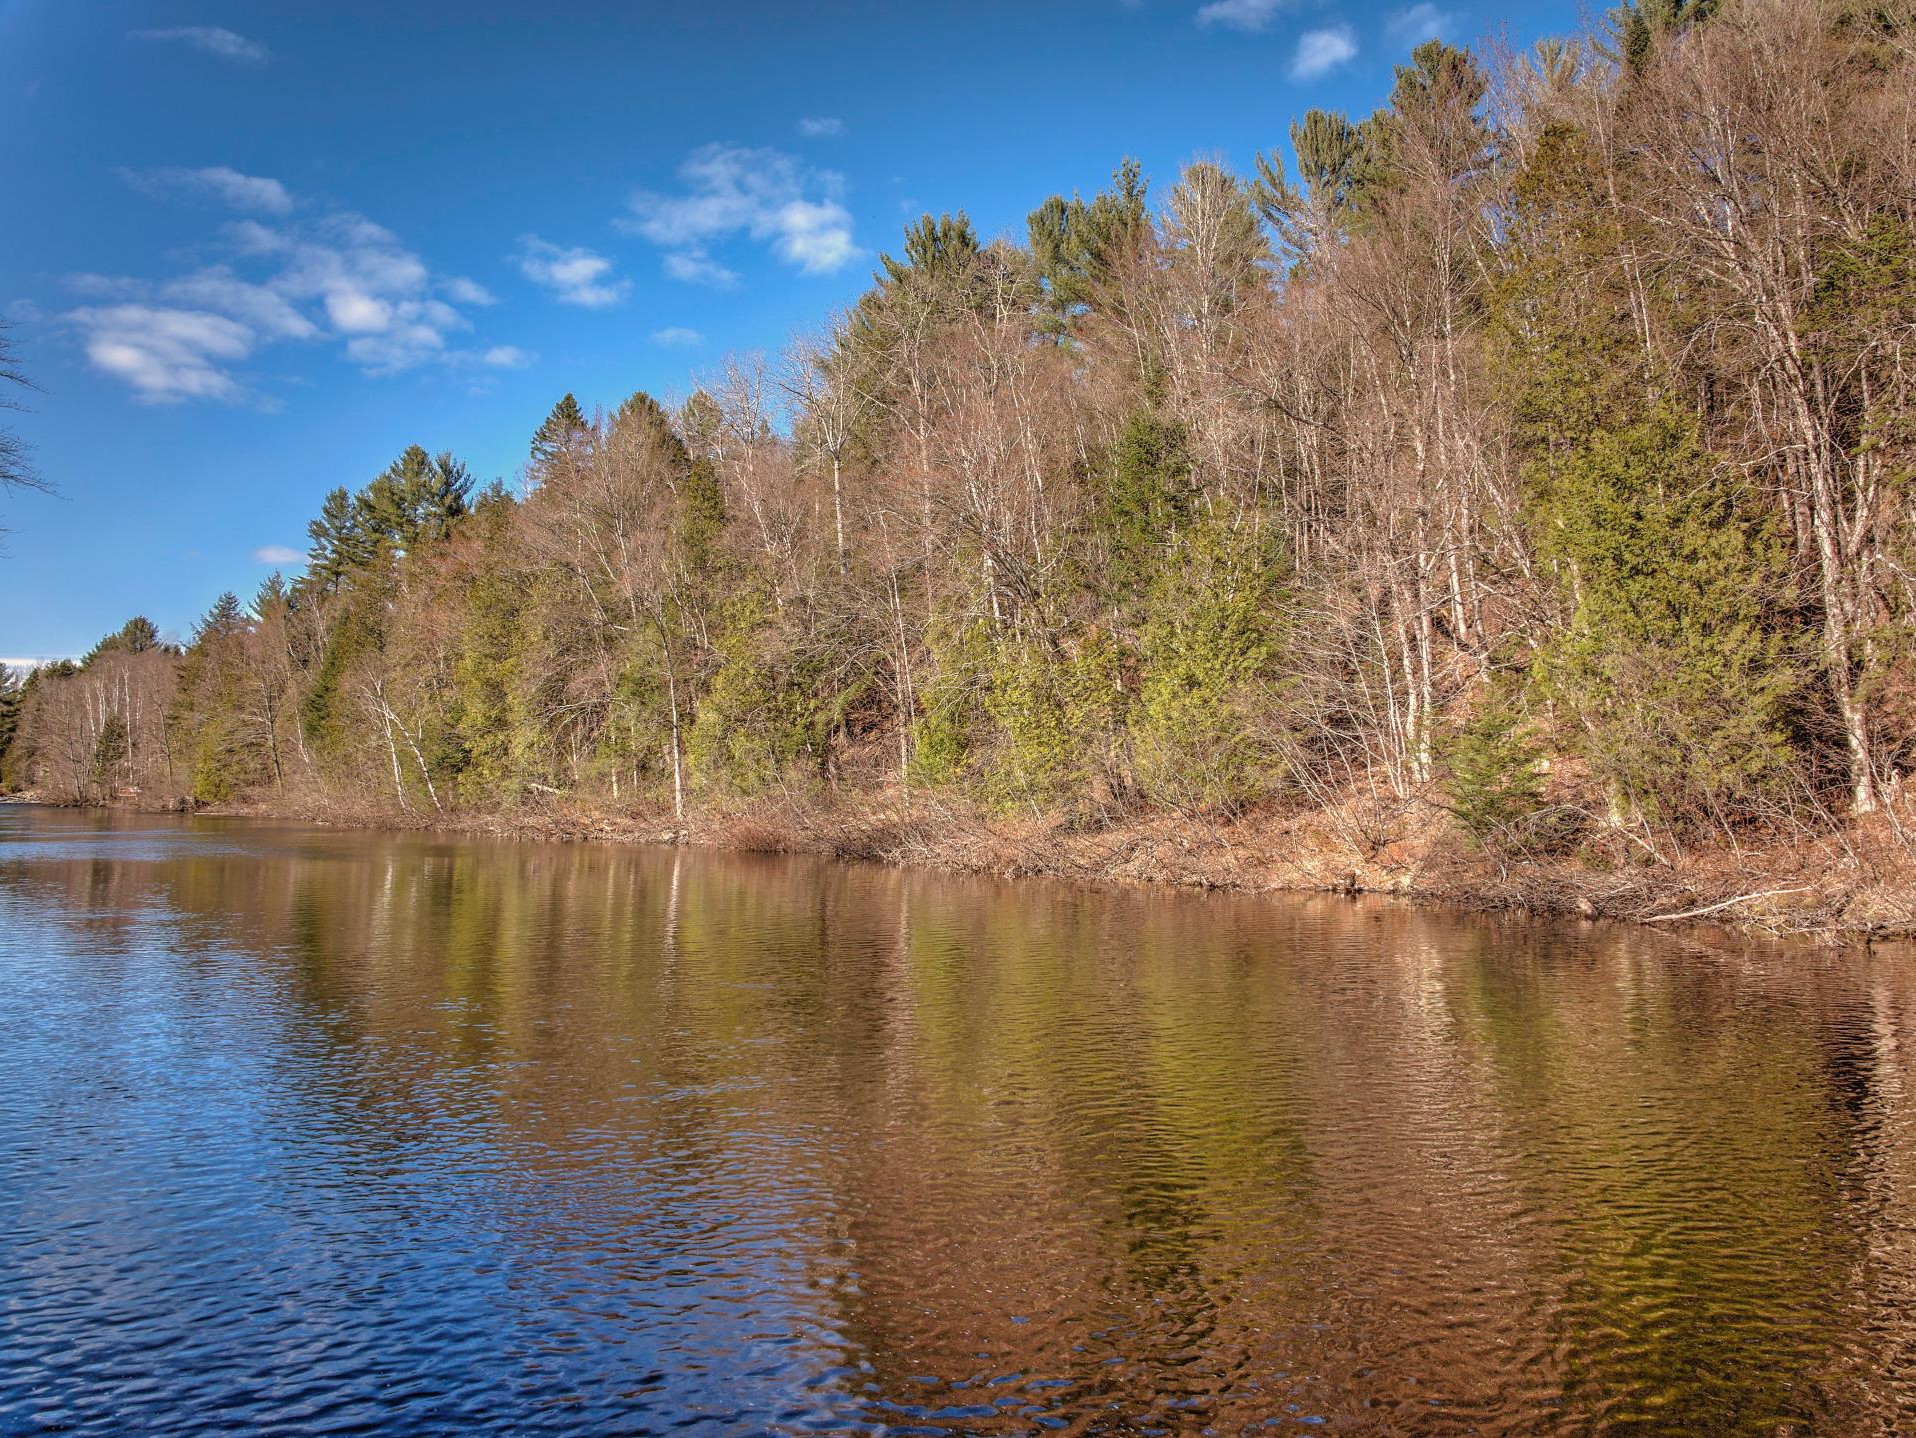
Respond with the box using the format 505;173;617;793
1642;886;1815;924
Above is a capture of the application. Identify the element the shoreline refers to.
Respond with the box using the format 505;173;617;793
18;788;1903;945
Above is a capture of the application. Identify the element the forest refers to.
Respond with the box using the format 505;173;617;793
6;0;1916;923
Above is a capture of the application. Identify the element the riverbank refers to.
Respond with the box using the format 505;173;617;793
98;785;1896;943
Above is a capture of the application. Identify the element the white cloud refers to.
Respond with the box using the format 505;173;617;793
1290;25;1359;78
622;143;860;283
253;544;302;564
442;276;496;306
161;268;316;339
122;166;293;215
482;345;532;367
325;289;393;333
650;327;704;347
69;305;253;403
1386;3;1457;45
516;237;630;308
67;186;517;400
662;251;739;288
798;116;845;138
129;26;269;65
1195;0;1288;32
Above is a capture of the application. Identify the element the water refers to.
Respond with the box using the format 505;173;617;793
0;806;1911;1435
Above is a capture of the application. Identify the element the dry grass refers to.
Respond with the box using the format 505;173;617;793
166;780;1916;943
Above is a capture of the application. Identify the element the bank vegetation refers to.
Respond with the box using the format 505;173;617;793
7;0;1916;936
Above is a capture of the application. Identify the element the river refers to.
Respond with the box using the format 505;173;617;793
1;805;1911;1434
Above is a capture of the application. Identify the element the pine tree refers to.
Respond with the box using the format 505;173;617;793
82;616;162;666
1531;407;1798;828
307;486;368;590
356;445;472;552
530;393;587;470
879;212;982;289
1439;686;1547;851
1093;410;1194;602
1028;159;1149;336
0;665;22;787
1252;109;1366;252
197;592;247;642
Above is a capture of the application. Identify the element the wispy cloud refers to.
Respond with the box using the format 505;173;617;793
70;305;254;403
1290;25;1358;78
621;143;860;284
442;276;496;306
482;345;532;367
1386;3;1457;45
1195;0;1288;33
129;26;269;65
66;182;515;403
253;544;302;564
663;252;739;288
650;327;704;347
515;237;630;308
120;166;293;215
798;116;845;138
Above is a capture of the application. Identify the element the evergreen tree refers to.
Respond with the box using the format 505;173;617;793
1132;518;1288;814
1531;407;1798;828
1439;685;1548;851
83;615;162;666
1093;410;1195;602
530;393;587;470
1252;109;1366;255
355;445;471;554
0;665;22;787
879;212;983;290
89;713;129;799
307;486;369;590
1028;158;1149;336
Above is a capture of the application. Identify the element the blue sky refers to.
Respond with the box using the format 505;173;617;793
0;0;1582;661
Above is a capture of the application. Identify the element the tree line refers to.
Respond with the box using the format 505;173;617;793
7;0;1916;871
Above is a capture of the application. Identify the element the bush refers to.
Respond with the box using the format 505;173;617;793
1131;516;1289;813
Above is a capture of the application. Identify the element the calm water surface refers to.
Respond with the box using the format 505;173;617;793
1;806;1913;1435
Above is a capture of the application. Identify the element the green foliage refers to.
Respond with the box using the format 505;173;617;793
880;212;983;290
174;591;267;804
1028;158;1149;335
688;590;838;795
1491;122;1644;453
1613;0;1719;75
188;713;252;804
1252;109;1366;257
983;628;1126;811
0;665;21;787
356;446;472;552
307;486;369;590
1530;406;1798;827
530;393;587;468
90;713;128;795
198;592;246;642
1092;410;1195;601
1131;517;1287;813
1438;685;1548;850
299;600;378;758
83;616;162;666
305;446;471;591
450;522;533;804
908;621;991;790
